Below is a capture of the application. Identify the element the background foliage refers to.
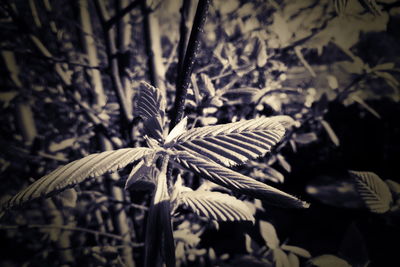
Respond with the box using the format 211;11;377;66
0;0;399;266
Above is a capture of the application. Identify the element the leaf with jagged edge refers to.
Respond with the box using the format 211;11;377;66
174;151;309;208
350;171;393;213
2;147;155;211
170;117;286;167
179;190;255;222
135;81;166;142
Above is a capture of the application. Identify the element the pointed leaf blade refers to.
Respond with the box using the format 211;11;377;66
136;81;166;141
175;151;309;208
172;117;286;167
3;147;154;210
260;220;280;249
180;190;254;222
350;171;393;213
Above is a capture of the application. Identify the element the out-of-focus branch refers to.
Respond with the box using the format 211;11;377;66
176;0;193;75
106;0;139;30
79;0;107;108
1;51;37;146
94;0;133;123
141;0;166;92
170;0;210;129
117;0;134;123
0;224;143;246
80;2;135;266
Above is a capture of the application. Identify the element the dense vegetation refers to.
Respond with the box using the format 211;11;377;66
0;0;399;266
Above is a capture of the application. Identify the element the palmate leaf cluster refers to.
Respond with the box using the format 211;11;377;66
1;82;308;219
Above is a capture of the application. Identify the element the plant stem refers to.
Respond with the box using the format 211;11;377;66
176;0;193;75
141;0;166;92
170;0;210;129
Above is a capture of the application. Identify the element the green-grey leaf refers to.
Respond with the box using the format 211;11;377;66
175;151;309;208
2;147;154;210
350;171;393;213
171;117;285;167
180;190;254;222
136;81;166;141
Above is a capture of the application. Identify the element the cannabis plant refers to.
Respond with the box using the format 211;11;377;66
1;82;309;266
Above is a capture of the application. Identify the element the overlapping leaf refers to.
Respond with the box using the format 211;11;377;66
136;81;166;141
171;117;286;167
179;190;254;222
2;147;154;210
175;151;309;208
350;171;393;213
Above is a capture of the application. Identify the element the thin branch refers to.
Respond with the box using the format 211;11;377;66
94;0;133;123
106;0;140;30
0;224;142;247
169;0;210;129
141;0;166;91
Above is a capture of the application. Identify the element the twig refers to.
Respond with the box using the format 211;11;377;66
94;0;133;123
170;0;210;129
106;0;140;30
0;224;142;247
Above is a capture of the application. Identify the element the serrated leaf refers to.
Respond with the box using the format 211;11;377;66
308;254;351;267
260;220;280;249
2;147;154;210
136;81;166;141
350;171;393;213
180;190;254;222
172;117;286;167
281;245;311;258
175;151;309;208
144;160;175;267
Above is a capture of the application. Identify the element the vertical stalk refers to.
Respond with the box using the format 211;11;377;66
141;0;166;92
94;0;133;123
176;0;193;75
117;0;134;120
79;1;135;266
79;0;107;108
1;51;37;146
170;0;210;129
